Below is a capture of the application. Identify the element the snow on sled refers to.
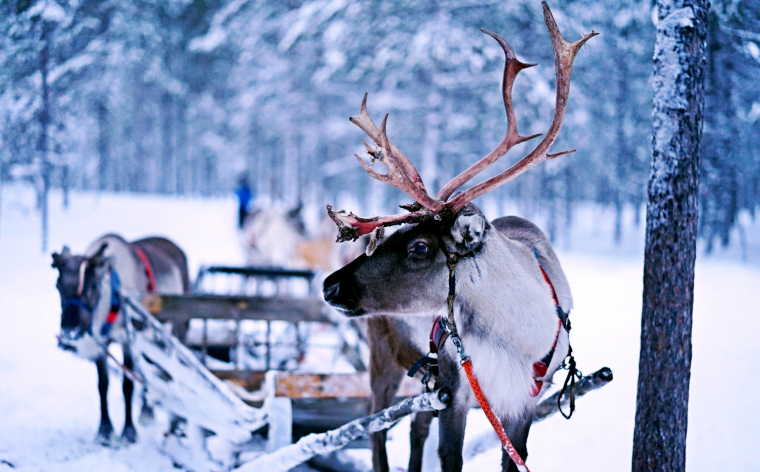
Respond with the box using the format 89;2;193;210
124;265;417;470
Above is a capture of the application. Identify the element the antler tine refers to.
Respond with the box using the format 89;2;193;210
446;2;598;212
435;29;541;202
327;205;430;242
350;97;443;212
350;94;429;193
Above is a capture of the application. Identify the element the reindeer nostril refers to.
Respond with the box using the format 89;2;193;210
323;281;340;303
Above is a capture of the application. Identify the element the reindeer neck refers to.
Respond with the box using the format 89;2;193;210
453;232;559;361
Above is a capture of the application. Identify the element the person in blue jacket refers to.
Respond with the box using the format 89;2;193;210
235;176;253;229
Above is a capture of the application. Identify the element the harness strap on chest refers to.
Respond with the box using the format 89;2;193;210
133;246;156;292
99;268;122;338
530;261;569;397
441;252;530;472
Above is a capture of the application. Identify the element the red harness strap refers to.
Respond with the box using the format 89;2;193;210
431;252;569;471
529;264;566;396
457;262;563;471
539;265;559;305
133;246;156;292
462;358;529;472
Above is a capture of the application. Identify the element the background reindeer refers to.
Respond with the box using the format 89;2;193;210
323;4;595;471
52;234;190;445
241;204;363;271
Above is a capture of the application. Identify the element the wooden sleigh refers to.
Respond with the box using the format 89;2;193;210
127;264;423;470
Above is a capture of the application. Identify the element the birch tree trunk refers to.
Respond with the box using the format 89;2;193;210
632;1;708;471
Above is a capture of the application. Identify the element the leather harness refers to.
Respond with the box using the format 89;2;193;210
408;250;572;398
62;248;156;341
405;246;580;471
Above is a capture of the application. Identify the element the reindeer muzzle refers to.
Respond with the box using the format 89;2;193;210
323;272;365;317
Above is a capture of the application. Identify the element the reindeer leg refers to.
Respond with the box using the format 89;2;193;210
437;354;466;472
501;416;532;472
368;319;406;472
408;411;434;472
121;347;137;444
95;355;114;445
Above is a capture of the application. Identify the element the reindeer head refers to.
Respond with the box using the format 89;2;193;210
323;3;595;317
52;242;110;354
324;204;491;316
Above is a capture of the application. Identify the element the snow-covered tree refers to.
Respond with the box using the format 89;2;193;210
632;0;708;470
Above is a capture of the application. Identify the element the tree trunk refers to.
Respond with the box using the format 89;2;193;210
176;99;188;195
96;99;109;191
632;2;708;471
62;165;69;209
38;21;53;254
614;52;630;245
161;92;174;194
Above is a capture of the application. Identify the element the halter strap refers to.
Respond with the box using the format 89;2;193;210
99;268;122;338
62;297;92;313
133;246;156;292
77;259;88;296
62;267;121;340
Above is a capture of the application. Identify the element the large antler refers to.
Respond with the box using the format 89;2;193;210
350;94;443;214
445;4;597;212
328;2;597;242
434;29;541;202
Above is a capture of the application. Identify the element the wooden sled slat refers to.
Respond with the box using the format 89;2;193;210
153;294;331;323
273;372;421;399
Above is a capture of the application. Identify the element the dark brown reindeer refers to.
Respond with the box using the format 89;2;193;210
322;4;596;471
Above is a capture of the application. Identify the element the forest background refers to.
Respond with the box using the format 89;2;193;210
1;0;758;251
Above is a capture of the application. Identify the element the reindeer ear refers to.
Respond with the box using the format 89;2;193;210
449;210;487;254
52;245;71;268
89;242;109;266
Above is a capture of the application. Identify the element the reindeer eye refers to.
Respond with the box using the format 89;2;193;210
410;242;430;256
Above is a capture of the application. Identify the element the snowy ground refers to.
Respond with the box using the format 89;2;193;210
1;184;759;471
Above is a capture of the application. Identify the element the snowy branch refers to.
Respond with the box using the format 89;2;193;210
235;389;451;472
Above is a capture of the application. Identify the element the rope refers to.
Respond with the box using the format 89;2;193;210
105;349;144;385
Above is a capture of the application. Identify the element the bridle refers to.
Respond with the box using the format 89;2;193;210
60;260;122;340
61;260;98;331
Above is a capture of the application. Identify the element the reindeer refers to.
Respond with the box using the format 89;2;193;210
52;234;190;445
322;4;596;471
242;203;365;271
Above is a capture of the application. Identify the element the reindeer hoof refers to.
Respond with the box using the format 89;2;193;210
95;423;114;446
121;424;138;444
